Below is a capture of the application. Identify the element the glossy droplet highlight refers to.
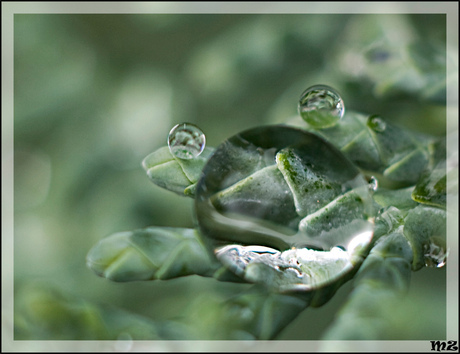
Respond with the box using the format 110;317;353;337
367;114;387;133
368;176;378;192
168;123;205;160
424;237;447;268
298;85;345;128
195;125;375;293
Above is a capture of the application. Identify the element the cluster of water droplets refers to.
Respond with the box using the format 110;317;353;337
163;85;388;291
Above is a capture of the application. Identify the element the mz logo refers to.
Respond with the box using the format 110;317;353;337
430;340;458;352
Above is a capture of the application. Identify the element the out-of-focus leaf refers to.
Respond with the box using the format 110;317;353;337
86;227;221;281
365;115;431;183
332;15;447;103
14;283;190;340
142;146;214;197
181;285;310;340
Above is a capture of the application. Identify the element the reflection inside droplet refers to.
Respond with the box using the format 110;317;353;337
298;85;345;128
424;237;448;268
195;125;375;292
368;176;379;192
168;123;206;160
367;114;387;133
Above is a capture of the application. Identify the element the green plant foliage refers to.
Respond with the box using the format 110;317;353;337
14;283;191;340
403;205;447;270
86;227;220;281
142;146;215;197
12;11;453;344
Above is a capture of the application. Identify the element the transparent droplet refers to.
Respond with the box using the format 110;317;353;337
367;114;387;133
195;125;375;293
424;237;448;268
368;176;378;192
298;85;345;128
168;123;205;160
114;332;133;352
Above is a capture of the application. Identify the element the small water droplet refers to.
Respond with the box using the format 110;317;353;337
424;238;448;268
368;176;378;192
298;85;345;128
367;114;387;133
168;123;205;160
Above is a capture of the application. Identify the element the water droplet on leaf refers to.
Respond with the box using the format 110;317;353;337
298;85;345;128
368;176;378;192
168;123;205;160
424;237;447;268
195;125;375;292
367;114;387;133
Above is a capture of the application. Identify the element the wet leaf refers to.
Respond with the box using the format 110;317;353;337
142;146;214;197
403;205;447;270
321;230;413;340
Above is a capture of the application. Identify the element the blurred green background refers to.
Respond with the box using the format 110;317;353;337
11;11;452;345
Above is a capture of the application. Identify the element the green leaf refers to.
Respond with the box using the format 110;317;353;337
86;227;221;281
289;111;433;185
365;115;431;183
211;164;300;231
372;206;406;240
412;137;453;209
406;41;447;102
298;187;371;236
142;146;214;197
403;205;447;270
331;15;447;102
276;147;343;217
181;285;310;340
373;186;418;210
321;230;413;340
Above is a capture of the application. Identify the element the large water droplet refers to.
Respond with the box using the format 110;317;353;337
298;85;345;128
168;123;206;160
195;125;375;292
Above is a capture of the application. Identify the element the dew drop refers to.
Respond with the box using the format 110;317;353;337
168;123;206;160
298;85;345;128
424;238;448;268
368;176;378;192
367;114;387;133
